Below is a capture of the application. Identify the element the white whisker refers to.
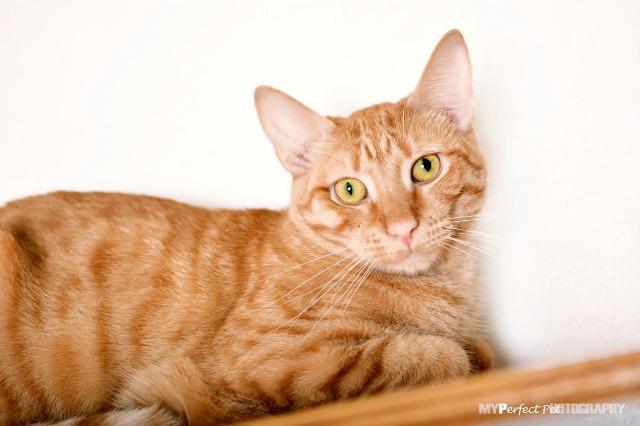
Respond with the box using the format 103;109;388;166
448;212;512;220
255;246;350;283
291;256;360;302
446;226;504;242
442;240;488;267
267;253;354;306
256;256;360;341
337;260;375;320
334;259;371;319
447;236;503;263
301;258;370;343
449;216;511;224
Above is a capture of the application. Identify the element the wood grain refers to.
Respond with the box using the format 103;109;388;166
240;350;640;425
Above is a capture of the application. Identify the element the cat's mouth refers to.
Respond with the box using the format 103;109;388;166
369;241;448;275
374;250;441;275
366;226;451;275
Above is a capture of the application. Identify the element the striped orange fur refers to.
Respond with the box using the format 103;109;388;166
0;30;491;425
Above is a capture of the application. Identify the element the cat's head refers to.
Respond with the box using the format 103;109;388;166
255;30;486;275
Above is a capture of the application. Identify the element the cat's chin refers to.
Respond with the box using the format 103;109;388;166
377;251;440;276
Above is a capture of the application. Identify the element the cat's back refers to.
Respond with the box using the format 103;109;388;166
0;191;274;422
0;191;240;267
0;191;260;311
0;191;212;233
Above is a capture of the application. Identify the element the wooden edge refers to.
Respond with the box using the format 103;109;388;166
238;350;640;425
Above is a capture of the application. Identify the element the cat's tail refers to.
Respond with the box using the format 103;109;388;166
0;229;21;323
33;405;184;426
0;228;19;273
0;229;30;425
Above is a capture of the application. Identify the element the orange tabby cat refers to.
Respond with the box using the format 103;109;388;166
0;30;492;425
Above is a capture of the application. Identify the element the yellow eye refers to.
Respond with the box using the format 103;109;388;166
334;178;367;205
411;154;441;183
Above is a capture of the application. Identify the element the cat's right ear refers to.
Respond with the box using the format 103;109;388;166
254;86;335;177
407;29;474;133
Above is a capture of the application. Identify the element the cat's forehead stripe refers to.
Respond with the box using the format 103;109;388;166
348;106;414;158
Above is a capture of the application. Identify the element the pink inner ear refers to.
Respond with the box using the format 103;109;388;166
254;86;335;177
407;30;474;133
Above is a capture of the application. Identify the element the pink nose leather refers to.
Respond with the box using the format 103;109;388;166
386;219;418;249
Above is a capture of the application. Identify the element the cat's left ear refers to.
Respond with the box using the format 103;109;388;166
407;29;474;133
254;86;335;177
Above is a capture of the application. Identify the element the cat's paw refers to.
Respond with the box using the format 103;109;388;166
465;340;494;373
384;334;470;387
423;335;471;382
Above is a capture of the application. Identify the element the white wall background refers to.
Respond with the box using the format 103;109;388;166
1;0;639;367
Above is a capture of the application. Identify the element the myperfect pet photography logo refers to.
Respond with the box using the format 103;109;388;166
479;402;626;416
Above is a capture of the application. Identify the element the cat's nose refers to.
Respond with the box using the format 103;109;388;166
386;219;418;249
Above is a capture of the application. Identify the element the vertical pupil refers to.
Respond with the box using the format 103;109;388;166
346;182;353;195
422;157;432;172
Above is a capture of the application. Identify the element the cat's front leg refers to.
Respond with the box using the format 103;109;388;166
244;332;471;411
328;333;471;394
